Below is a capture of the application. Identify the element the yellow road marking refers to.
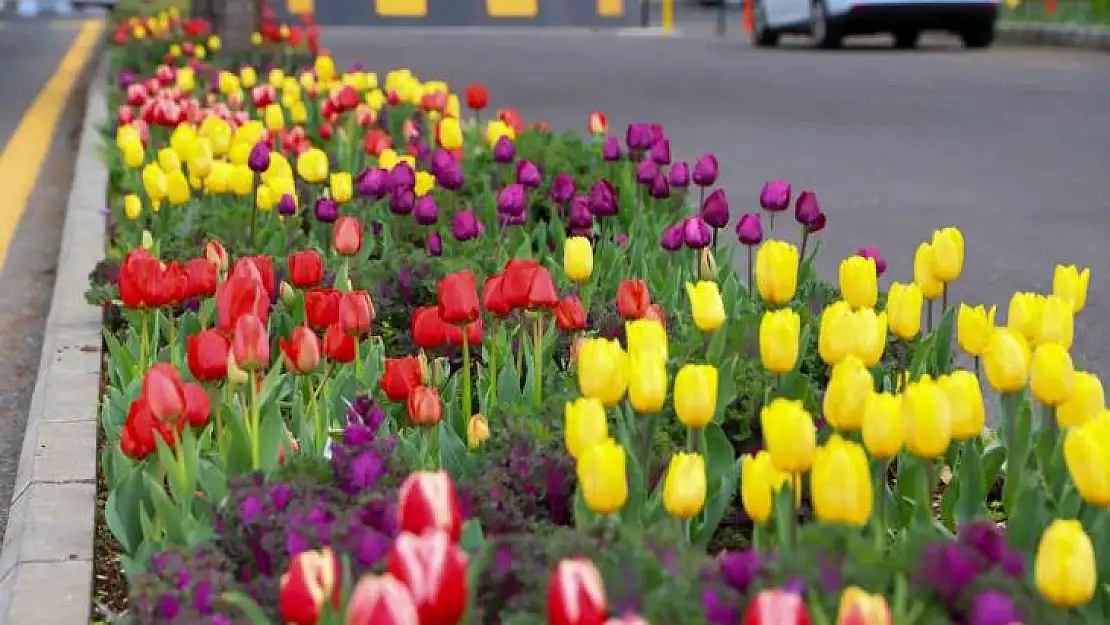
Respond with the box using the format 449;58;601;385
51;19;95;31
0;19;103;269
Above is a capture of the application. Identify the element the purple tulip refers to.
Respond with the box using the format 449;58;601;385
683;216;712;249
967;592;1022;625
425;232;443;257
568;195;594;230
650;138;671;166
692;153;719;187
649;173;670;200
516;159;542;188
278;194;297;217
856;247;886;277
314;196;338;223
587;180;617;217
794;190;822;226
429;149;455;176
569;227;593;238
649;123;666;146
718;550;762;594
356;167;389;198
413;196;438;225
436;164;464;191
809;212;827;233
413;141;431;162
625;123;653;151
118;70;137;89
921;543;983;605
451;209;482;241
389;187;415;215
492;136;516;163
636;160;657;185
549;173;576;204
759;179;792;212
660;223;683;251
669;162;690;188
247;141;271;173
701;189;730;229
735;213;762;245
602;136;623;162
389;162;415;190
497;183;526;217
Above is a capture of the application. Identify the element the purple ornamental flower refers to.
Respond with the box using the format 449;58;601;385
389;187;415;215
516;159;542;188
649;123;666;146
500;212;526;227
856;247;887;277
413;196;438;225
922;542;983;604
492;136;516;163
736;212;763;245
568;195;594;230
389;162;415;190
347;395;385;431
649;173;670;200
278;194;297;217
587;180;618;217
701;189;730;229
436;164;464;191
426;232;443;257
692;153;719;187
429;149;455;176
718;550;762;593
247;141;271;173
497;183;526;217
625;123;653;151
759;179;792;212
355;167;389;198
701;587;739;625
118;70;137;89
636;160;657;185
314;196;338;223
549;173;576;204
616;233;629;246
602;136;623;161
669;162;690;187
660;223;684;251
451;209;482;241
683;216;712;249
371;220;383;238
967;591;1023;625
794;189;822;226
650;138;672;165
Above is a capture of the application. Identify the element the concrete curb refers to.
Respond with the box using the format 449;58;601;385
0;52;107;623
997;22;1110;52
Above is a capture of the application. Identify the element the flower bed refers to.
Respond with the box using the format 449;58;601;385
89;7;1108;625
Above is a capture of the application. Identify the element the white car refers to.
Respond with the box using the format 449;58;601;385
751;0;999;49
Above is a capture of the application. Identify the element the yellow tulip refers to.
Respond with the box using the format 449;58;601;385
235;121;264;149
240;66;258;88
207;34;221;51
157;148;181;173
853;309;887;368
839;255;877;310
230;165;254;197
577;438;628;515
263;103;285;131
760;399;816;474
414;170;436;197
467;414;490;450
625;318;668;363
205;161;232;195
1008;292;1043;345
563;237;594;284
486;120;515;146
165;170;191;205
1030;342;1075;406
378;148;400;171
937;370;985;440
170;124;197;161
438;117;463;151
263;152;291;183
565;398;609;460
187;142;214;179
1037;294;1074;349
116;124;141;152
176;66;195;91
818;300;854;365
1053;264;1091;314
628;352;667;414
1057;372;1105;428
577;338;629;406
663;452;707;520
836;587;892;625
887;282;923;340
122;142;145;169
929;226;964;283
315;55;337;83
367;89;386;111
674;364;718;429
256;185;275;212
1034;519;1096;609
824;356;874;433
123;194;142;221
983;327;1031;394
290;101;308;125
267;68;286;88
228;141;252;167
913;242;944;300
902;377;952;459
330;172;353;203
218;71;240;96
862;392;902;459
740;451;793;524
445;93;461;119
957;303;995;357
200;117;232;155
759;309;800;374
811;434;872;527
251;31;263;46
685;281;727;332
1063;413;1110;506
141;163;167;202
755;240;799;307
297;148;329;184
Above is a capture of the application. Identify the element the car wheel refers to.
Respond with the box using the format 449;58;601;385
752;0;780;47
893;29;920;49
809;1;842;49
961;22;995;48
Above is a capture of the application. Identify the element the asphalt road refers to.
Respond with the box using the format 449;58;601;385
327;24;1110;382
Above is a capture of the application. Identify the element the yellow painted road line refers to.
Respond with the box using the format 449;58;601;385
0;19;103;270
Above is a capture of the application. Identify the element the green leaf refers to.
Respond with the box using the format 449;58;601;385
931;307;956;374
693;459;740;547
438;420;472;477
954;438;988;525
459;518;485;554
221;591;275;625
106;469;142;556
703;423;735;485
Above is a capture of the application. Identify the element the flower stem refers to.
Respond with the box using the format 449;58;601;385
747;245;754;295
249;374;261;471
138;310;149;373
532;315;544;408
489;318;499;415
461;326;472;423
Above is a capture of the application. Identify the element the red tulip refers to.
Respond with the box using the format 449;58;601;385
397;470;463;543
616;279;651;319
411;306;446;350
644;303;667;328
216;275;271;334
742;589;812;625
278;548;341;625
231;255;275;294
499;108;525;137
345;573;419;625
555;296;587;333
380;356;424;402
182;383;211;428
406;386;442;426
119;249;163;309
444;318;483;348
288;250;324;288
142;363;187;423
339;290;375;336
184;257;218;298
387;530;468;625
324;324;356;363
280;326;321;374
232;314;269;371
120;397;168;459
152;262;189;307
187;329;229;382
306;288;341;330
364;129;392;157
437;270;480;325
482;274;511;317
464;83;488;111
587;111;608;135
334;216;363;256
547;558;608;625
501;259;558;310
205;240;228;271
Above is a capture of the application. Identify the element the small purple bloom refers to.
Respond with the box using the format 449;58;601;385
156;594;181;620
736;212;763;245
193;580;215;614
718;550;762;593
285;529;310;556
967;591;1023;625
389;187;415;215
602;136;623;161
389;162;415;190
278;193;297;217
701;189;730;229
516;159;542;188
794;189;822;226
669;162;690;187
649;173;670;200
356;167;389;198
492;136;516;163
118;70;137;89
239;495;263;523
372;220;384;238
588;180;618;217
636;160;657;185
683;216;712;249
616;233;629;246
568;195;594;230
660;223;683;251
760;179;792;212
247;141;270;173
436;164;464;191
314;196;338;223
701;587;739;625
426;231;443;257
499;212;527;227
451;209;482;241
922;542;983;604
856;246;887;277
549;173;576;204
650;138;672;165
692;153;719;187
270;483;292;509
625;123;653;151
413;195;438;225
497;183;526;217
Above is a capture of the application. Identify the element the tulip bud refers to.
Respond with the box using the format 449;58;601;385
277;548;340;625
628;352;667;414
333;215;363;256
141;230;155;251
280;281;296;306
759;309;800;374
226;352;249;385
983;327;1031;394
467;414;490;450
577;338;629;407
1030;342;1076;406
824;356;874;433
279;326;321;375
862;393;902;459
938;371;985;440
1037;294;1074;349
397;470;462;541
387;530;469;625
1008;292;1044;345
836;586;892;625
761;399;816;474
839;255;878;310
1063;414;1110;506
929;226;964;283
811;434;872;527
685;280;726;332
663;452;707;520
339;290;375;336
741;451;792;524
674;364;718;429
902;377;952;459
406;385;442;426
547;558;608;625
887;282;923;340
957;303;995;357
913;242;944;300
1057;372;1105;428
1035;519;1096;608
563;236;594;284
819;300;854;366
564;398;609;460
755;240;800;307
735;212;762;246
576;438;628;515
1053;264;1091;314
698;248;718;281
344;573;419;625
232;314;270;371
625;318;668;363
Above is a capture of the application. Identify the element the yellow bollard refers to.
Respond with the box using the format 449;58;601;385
661;0;674;32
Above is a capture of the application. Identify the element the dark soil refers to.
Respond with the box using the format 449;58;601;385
92;336;128;623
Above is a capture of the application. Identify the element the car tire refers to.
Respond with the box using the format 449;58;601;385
752;0;780;47
961;22;995;48
809;0;842;49
893;29;920;49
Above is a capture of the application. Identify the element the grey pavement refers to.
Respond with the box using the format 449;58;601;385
327;25;1110;381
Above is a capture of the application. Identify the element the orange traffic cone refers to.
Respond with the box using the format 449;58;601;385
743;0;754;33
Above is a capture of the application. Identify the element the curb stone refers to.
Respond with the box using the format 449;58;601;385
997;22;1110;51
0;52;107;624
